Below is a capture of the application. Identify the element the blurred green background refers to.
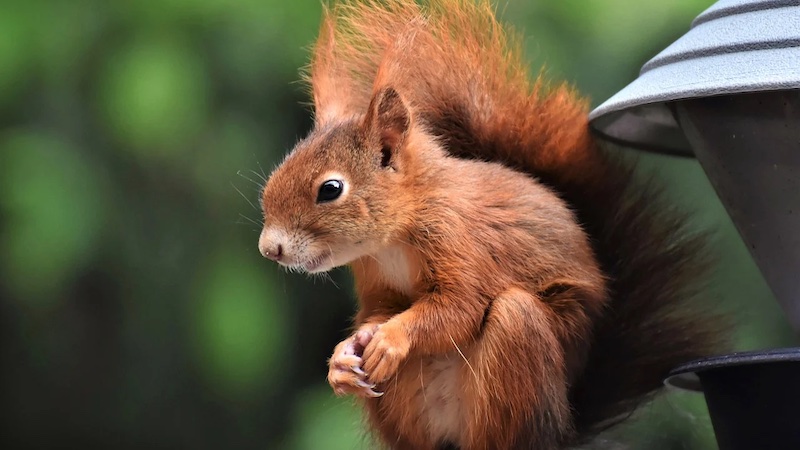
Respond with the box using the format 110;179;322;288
0;0;796;449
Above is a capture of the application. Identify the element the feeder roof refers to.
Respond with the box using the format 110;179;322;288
589;0;800;156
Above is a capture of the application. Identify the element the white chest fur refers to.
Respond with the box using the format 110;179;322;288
372;245;416;296
372;246;464;444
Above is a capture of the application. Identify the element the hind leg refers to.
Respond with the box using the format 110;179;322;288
461;288;576;450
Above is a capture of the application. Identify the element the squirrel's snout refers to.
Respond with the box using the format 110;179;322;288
258;228;287;262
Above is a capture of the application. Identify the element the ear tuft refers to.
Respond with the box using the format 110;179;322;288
365;87;410;166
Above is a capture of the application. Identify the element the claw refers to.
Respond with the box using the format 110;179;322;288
356;379;376;389
356;379;384;397
351;366;366;376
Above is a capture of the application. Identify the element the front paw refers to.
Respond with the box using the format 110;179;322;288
362;322;410;384
328;326;383;398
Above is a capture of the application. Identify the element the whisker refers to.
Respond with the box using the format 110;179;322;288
366;253;382;266
323;272;340;289
256;159;268;180
323;242;340;289
450;334;478;383
249;169;267;183
238;213;262;227
419;358;427;404
231;181;259;211
236;170;264;190
233;218;260;233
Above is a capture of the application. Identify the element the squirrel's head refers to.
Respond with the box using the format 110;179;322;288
258;87;421;273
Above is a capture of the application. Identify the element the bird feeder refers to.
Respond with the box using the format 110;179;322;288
589;1;800;449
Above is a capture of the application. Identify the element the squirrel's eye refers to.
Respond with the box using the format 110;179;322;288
317;179;344;203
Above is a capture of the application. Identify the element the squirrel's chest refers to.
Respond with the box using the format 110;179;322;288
371;245;420;297
363;248;465;443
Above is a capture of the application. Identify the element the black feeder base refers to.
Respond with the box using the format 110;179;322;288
665;348;800;450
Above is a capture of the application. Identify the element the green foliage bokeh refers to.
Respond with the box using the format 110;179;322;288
0;1;795;449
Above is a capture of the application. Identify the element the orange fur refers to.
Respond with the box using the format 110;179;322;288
260;1;723;449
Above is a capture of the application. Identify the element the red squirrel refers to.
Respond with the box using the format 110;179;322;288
258;1;722;448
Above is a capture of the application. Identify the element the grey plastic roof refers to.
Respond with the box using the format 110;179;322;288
589;0;800;156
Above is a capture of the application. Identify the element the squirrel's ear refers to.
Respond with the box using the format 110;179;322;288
365;87;410;164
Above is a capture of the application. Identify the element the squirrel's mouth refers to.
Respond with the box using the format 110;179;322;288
302;251;332;273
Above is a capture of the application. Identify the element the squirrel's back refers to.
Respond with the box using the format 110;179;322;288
304;0;724;445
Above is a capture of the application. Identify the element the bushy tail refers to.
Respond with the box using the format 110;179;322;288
309;0;724;442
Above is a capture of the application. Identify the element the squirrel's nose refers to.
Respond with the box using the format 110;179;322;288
258;228;287;262
261;243;283;261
